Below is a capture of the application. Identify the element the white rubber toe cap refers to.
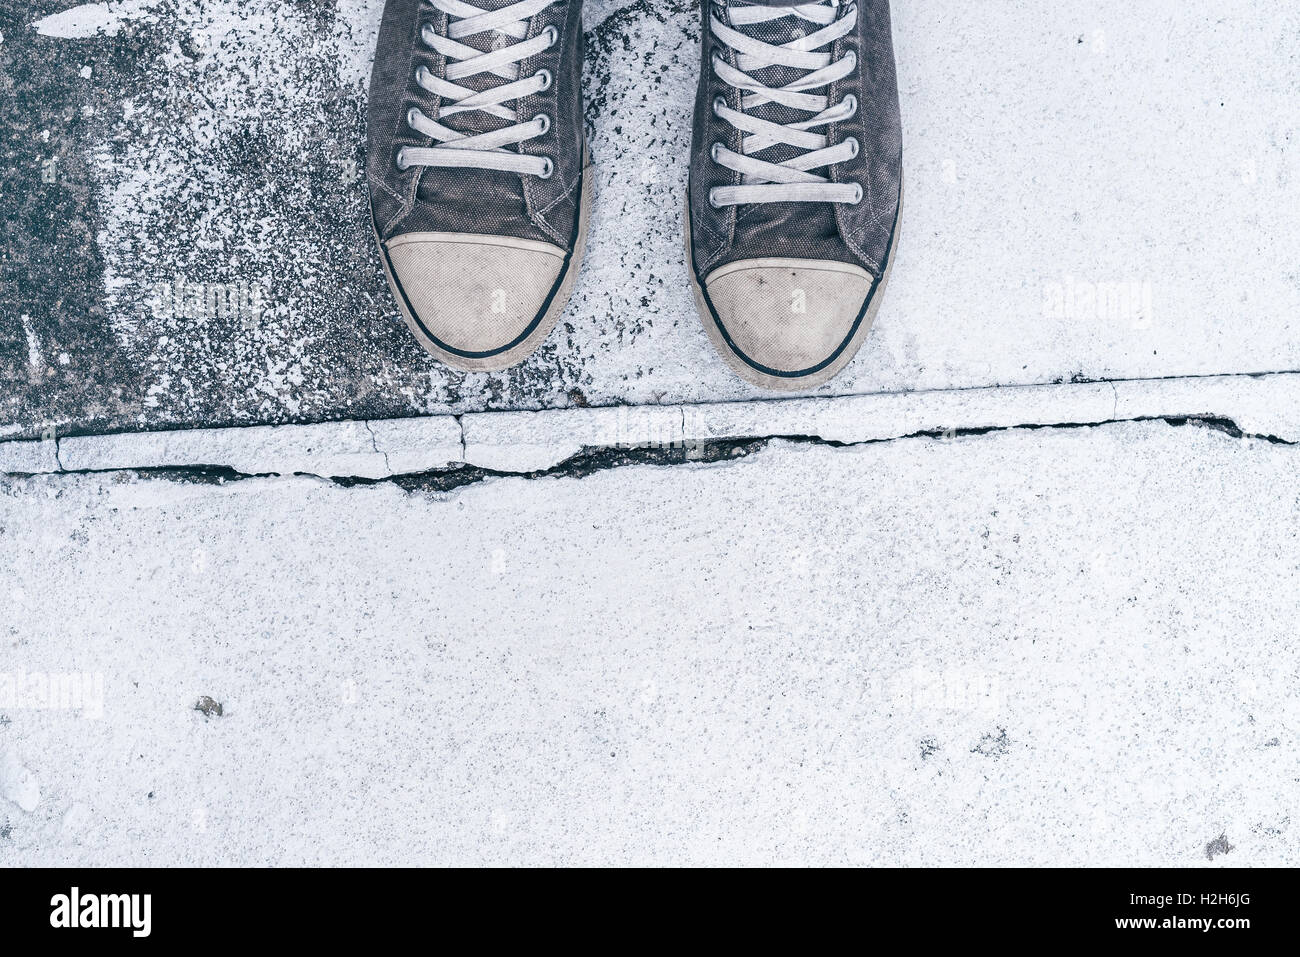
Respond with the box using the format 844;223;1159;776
701;258;876;389
384;232;568;371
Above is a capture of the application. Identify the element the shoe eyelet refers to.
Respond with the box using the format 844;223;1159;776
416;65;432;88
710;141;723;162
712;96;726;117
538;157;554;179
543;25;558;47
845;136;859;158
708;189;722;209
842;94;858;117
850;183;863;204
396;147;410;171
536;113;551;135
535;69;553;91
406;107;421;129
845;51;858;71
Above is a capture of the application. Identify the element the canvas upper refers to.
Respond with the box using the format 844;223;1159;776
688;0;902;278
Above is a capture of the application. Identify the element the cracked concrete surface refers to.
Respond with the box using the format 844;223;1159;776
2;420;1298;865
25;412;1299;498
5;406;1298;497
3;0;1299;868
5;370;1299;479
3;371;1298;867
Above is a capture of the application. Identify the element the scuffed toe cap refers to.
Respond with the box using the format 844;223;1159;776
384;232;568;370
701;258;876;388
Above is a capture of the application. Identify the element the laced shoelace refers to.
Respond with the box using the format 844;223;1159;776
397;0;561;179
708;1;861;207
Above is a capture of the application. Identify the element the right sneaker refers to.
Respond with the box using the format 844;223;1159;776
367;0;590;371
686;0;904;391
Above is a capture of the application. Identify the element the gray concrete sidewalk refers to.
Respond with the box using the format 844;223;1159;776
3;418;1297;866
3;0;1298;869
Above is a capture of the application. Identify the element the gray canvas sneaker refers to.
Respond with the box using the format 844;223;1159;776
686;0;903;391
367;0;590;371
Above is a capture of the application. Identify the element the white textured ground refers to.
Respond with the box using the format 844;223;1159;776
2;418;1297;866
4;0;1298;869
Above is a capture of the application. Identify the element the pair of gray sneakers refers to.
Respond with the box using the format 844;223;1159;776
367;0;902;391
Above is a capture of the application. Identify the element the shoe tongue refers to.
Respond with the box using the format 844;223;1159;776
729;3;827;168
438;0;534;140
416;0;537;208
724;1;845;251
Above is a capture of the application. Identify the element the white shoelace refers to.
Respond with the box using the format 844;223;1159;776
397;0;561;178
708;1;861;207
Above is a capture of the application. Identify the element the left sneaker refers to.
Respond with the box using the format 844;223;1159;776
367;0;590;372
686;0;903;391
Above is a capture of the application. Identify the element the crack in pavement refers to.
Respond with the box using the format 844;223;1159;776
9;414;1294;495
363;420;392;475
453;414;467;461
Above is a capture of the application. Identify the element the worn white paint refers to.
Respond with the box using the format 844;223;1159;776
32;0;164;39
